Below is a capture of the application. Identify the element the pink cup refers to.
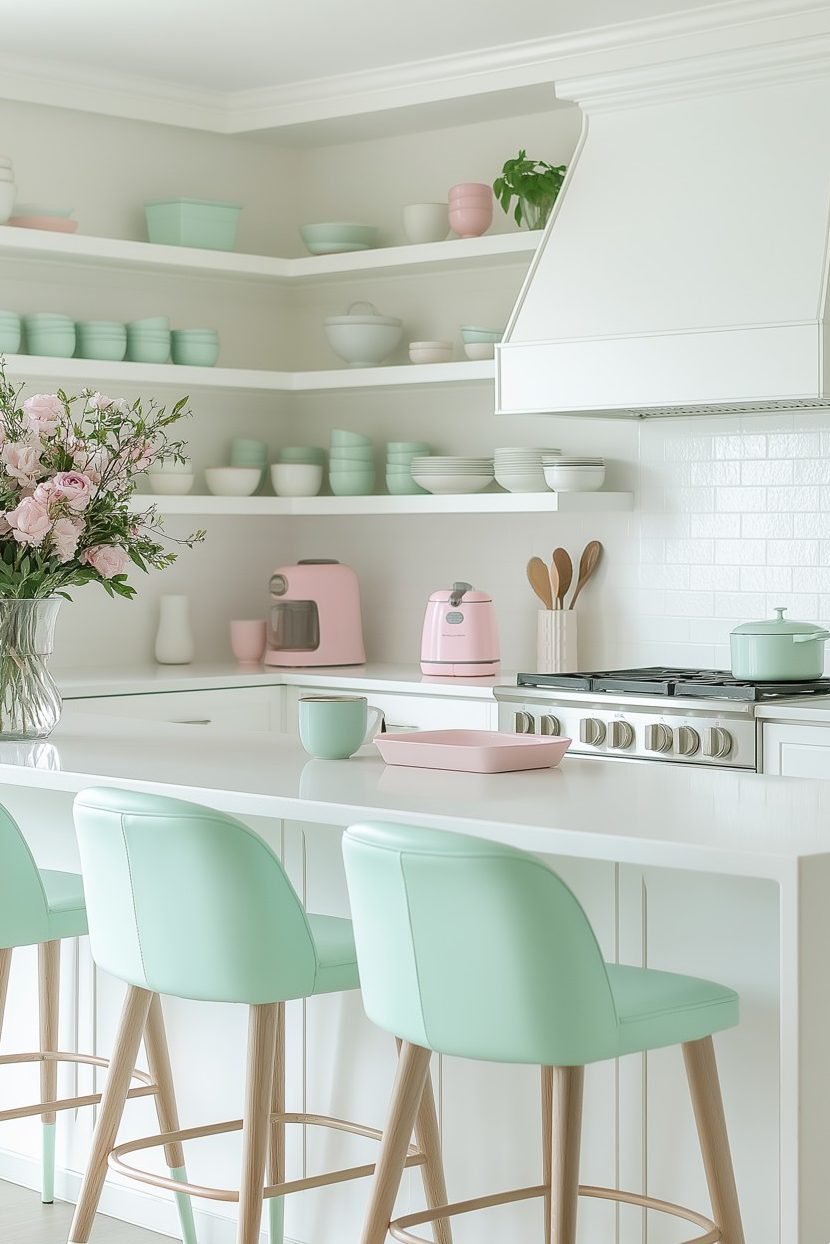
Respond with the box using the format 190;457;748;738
449;182;491;200
449;201;493;239
230;619;267;665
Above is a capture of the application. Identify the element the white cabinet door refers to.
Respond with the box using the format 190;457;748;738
761;723;830;776
68;686;285;732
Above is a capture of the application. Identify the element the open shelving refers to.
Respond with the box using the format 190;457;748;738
0;226;542;285
130;492;634;517
3;354;494;393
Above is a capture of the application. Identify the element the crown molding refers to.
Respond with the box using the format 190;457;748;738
0;0;825;137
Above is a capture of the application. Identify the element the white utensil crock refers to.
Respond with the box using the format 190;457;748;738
154;595;194;665
536;610;578;674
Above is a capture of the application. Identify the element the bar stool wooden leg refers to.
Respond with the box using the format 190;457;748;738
68;985;153;1244
395;1037;452;1244
267;1001;286;1244
38;939;60;1203
550;1066;584;1244
0;946;12;1043
682;1037;745;1244
360;1040;432;1244
238;1003;279;1244
144;994;198;1244
541;1066;553;1244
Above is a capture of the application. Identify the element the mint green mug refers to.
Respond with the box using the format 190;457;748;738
298;695;384;760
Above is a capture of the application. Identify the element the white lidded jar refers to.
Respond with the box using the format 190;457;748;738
154;595;194;665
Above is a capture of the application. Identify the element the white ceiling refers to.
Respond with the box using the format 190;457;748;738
0;0;723;93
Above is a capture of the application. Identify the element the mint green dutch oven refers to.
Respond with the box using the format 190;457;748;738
730;607;830;681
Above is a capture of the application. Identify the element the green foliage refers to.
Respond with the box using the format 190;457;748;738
493;149;567;228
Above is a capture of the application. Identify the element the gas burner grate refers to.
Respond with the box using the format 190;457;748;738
516;667;830;701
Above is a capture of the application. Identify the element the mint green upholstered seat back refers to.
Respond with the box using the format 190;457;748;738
0;802;51;950
342;822;620;1066
74;788;318;1005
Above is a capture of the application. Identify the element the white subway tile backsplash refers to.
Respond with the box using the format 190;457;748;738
742;513;794;538
715;539;765;565
740;459;793;486
766;485;821;511
740;565;792;593
766;432;821;458
635;415;830;653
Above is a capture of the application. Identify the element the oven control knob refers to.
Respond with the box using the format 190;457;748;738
580;718;606;746
514;711;535;735
705;726;733;759
540;714;561;737
609;720;634;750
646;722;674;754
676;726;701;757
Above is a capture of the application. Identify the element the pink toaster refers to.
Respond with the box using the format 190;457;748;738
265;559;366;667
420;581;500;677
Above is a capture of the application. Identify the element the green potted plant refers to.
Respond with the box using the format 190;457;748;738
493;150;567;231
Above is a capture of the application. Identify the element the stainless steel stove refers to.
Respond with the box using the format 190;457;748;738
495;667;830;770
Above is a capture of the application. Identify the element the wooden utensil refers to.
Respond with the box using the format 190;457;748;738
549;556;560;611
552;548;572;609
568;541;602;610
527;556;553;610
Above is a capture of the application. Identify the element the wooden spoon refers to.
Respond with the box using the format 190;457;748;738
549;556;560;611
568;541;603;610
527;556;553;609
552;548;572;609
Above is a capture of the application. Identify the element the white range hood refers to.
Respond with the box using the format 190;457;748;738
497;7;830;418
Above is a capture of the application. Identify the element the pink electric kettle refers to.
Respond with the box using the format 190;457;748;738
420;581;500;677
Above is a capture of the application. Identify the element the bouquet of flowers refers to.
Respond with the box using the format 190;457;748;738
0;366;204;738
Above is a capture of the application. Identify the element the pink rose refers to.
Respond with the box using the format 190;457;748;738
82;544;128;579
87;392;129;415
22;394;63;437
50;516;83;563
2;439;42;486
6;496;52;546
50;470;94;513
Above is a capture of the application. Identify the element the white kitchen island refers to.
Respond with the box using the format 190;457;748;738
0;712;825;1244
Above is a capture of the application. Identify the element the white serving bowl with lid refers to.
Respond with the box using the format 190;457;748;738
325;301;402;367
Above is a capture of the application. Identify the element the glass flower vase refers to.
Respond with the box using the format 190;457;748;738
0;598;63;740
519;197;555;231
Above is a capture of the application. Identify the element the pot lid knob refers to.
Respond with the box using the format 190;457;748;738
774;606;787;622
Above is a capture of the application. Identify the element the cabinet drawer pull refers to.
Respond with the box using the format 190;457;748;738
174;719;212;726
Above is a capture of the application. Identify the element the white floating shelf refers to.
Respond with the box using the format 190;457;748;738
0;227;541;285
130;492;633;517
3;354;493;393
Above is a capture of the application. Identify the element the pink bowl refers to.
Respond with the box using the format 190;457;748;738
8;216;78;233
448;196;495;208
448;202;493;239
449;182;491;200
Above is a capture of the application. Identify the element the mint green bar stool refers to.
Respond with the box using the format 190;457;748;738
70;788;450;1244
343;823;746;1244
0;801;196;1243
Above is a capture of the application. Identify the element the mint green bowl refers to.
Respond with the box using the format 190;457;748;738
330;473;375;496
170;331;219;367
145;199;243;251
330;429;372;448
386;475;428;496
25;328;76;358
126;334;170;364
300;222;378;255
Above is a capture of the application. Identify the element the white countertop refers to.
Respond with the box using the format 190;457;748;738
55;662;507;700
2;710;829;881
755;694;830;723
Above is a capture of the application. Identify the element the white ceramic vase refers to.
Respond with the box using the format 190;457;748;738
154;595;194;665
536;610;578;674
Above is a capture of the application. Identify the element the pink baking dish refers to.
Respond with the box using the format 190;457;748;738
374;729;571;773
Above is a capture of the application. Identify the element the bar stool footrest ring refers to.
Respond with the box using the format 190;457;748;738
0;1051;156;1123
388;1182;721;1244
109;1110;426;1204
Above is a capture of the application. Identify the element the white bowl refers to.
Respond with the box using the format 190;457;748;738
151;458;192;475
464;342;495;361
402;203;449;244
205;467;261;497
495;471;549;494
543;464;606;492
324;309;403;367
270;463;323;497
409;341;453;364
412;472;493;494
147;472;194;496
